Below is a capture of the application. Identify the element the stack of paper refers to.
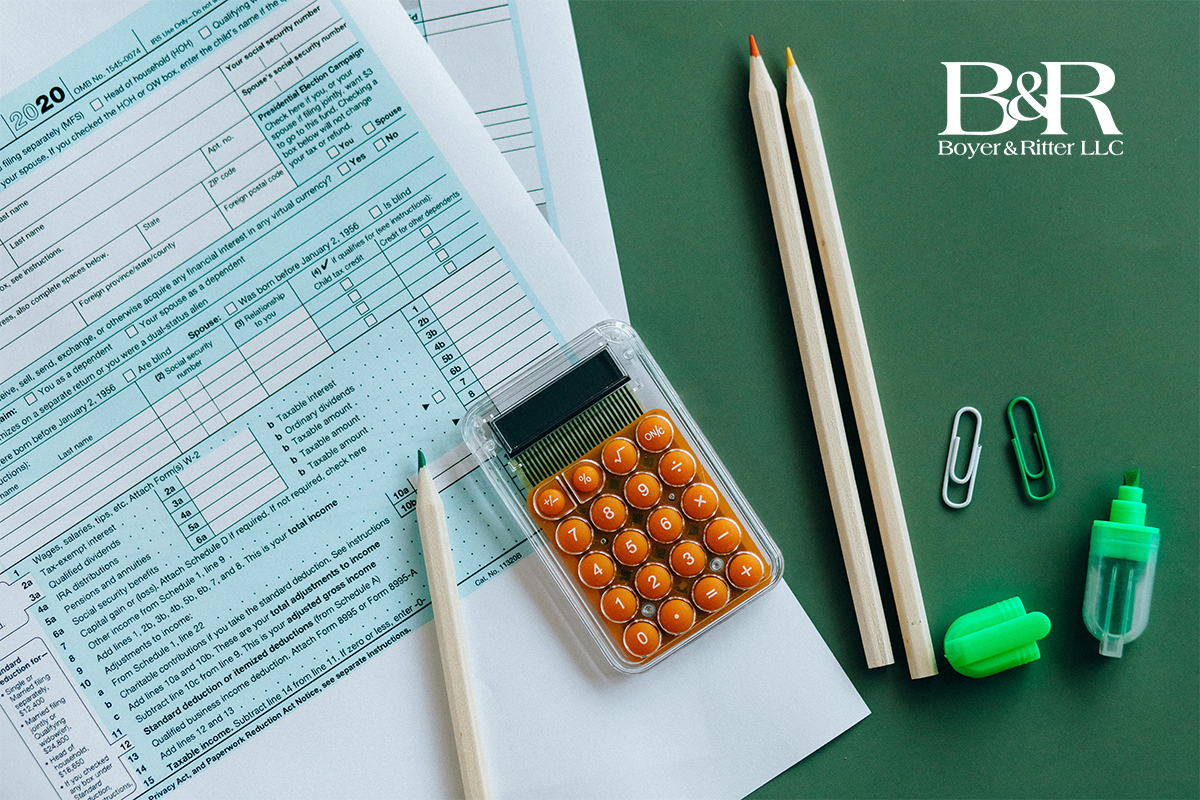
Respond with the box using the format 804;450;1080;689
0;1;867;797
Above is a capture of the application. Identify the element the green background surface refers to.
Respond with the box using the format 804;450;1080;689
569;2;1199;798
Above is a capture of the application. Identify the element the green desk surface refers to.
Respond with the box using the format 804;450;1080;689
569;2;1198;798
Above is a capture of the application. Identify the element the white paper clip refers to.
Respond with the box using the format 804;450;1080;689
942;406;982;508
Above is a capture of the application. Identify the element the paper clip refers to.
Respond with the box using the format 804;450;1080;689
942;406;982;508
1007;396;1055;501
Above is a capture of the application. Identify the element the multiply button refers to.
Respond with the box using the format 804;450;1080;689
681;483;718;520
635;413;674;452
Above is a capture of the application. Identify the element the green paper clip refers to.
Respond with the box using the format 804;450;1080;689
944;596;1051;677
1007;396;1055;501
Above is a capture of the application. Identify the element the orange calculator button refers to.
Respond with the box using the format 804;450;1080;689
534;486;567;519
657;449;696;487
681;483;719;520
613;529;650;566
646;507;684;543
601;586;638;623
692;576;730;613
623;472;661;509
589;495;627;532
554;517;592;555
703;518;741;554
601;438;638;475
728;552;766;590
635;414;674;452
570;462;603;496
669;541;706;578
623;620;661;658
658;598;695;635
634;563;672;600
578;552;616;589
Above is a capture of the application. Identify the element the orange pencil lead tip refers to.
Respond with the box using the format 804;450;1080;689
749;34;760;58
786;47;795;68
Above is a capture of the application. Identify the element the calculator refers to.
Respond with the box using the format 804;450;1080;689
463;321;783;672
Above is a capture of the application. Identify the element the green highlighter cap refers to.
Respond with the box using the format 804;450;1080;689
1083;469;1160;657
944;597;1051;678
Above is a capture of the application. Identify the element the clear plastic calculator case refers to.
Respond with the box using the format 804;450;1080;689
461;320;783;673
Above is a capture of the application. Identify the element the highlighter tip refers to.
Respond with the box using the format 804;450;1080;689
786;47;795;67
749;34;760;58
418;449;426;470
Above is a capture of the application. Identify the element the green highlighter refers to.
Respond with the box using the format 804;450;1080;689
1083;469;1160;658
944;597;1051;678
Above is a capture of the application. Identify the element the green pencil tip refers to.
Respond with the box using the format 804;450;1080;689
1123;468;1140;487
418;449;426;470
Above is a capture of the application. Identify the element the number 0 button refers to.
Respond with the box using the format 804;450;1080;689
623;620;661;658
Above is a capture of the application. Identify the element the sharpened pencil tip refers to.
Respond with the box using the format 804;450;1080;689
786;47;795;67
749;34;759;58
418;449;426;470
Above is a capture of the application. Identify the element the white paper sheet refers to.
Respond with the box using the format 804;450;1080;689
0;2;866;798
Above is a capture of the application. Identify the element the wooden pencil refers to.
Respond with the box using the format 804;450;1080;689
784;48;937;679
747;36;893;669
416;450;493;799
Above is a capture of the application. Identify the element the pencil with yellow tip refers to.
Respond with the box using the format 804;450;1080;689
416;450;493;799
747;35;893;669
784;46;937;679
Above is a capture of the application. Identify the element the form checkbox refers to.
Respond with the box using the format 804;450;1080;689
338;163;351;175
126;325;137;338
341;278;353;290
91;98;103;111
123;370;136;383
374;138;386;151
348;290;361;302
224;302;237;314
356;303;369;315
363;122;375;135
419;225;432;237
369;206;381;219
327;146;339;158
444;261;456;273
365;314;376;326
433;391;445;404
435;249;448;261
199;26;211;38
427;236;441;249
24;393;35;405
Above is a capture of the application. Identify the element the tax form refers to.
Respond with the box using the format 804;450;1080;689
0;1;868;798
